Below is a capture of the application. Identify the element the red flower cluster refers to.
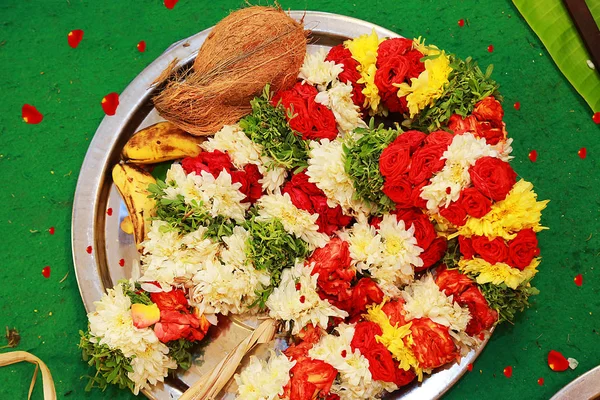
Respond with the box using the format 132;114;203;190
374;38;425;113
459;229;540;270
282;173;353;235
272;82;338;141
307;238;384;320
181;150;263;203
448;96;507;145
435;266;498;335
150;290;211;343
325;44;365;108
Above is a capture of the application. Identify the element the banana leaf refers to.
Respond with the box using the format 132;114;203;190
513;0;600;112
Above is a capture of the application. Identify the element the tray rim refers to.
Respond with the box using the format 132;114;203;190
71;10;490;400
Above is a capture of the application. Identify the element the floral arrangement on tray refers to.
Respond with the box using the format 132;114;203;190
78;6;548;400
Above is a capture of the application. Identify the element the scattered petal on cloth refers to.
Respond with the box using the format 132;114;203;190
574;274;583;286
164;0;178;9
567;357;578;370
101;93;119;116
548;350;569;371
22;104;43;124
503;366;513;378
67;29;84;48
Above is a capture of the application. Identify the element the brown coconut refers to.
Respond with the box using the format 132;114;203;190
153;6;307;136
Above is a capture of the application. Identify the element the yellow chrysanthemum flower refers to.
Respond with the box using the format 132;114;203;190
458;257;540;289
345;30;383;112
366;304;423;380
454;180;549;241
395;38;452;118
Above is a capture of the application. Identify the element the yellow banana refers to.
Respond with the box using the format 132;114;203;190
122;121;204;164
112;163;157;248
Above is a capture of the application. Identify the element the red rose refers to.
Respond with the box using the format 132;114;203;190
383;176;413;208
309;238;355;300
394;364;416;387
326;44;364;108
439;201;467;226
459;187;492;218
275;91;313;134
374;56;409;94
416;236;448;272
153;309;209;343
242;164;263;203
289;171;322;196
349;278;384;319
284;185;314;212
469;157;517;201
392;130;427;153
377;38;414;60
379;142;411;178
181;150;234;176
411;180;429;209
351;321;396;383
285;324;323;360
473;96;504;125
434;266;475;297
405;49;426;79
409;144;446;184
409;318;458;369
395;209;436;249
383;92;409;114
286;357;337;400
293;82;319;99
456;286;498;336
507;229;539;270
381;299;408;327
471;235;509;264
448;114;477;135
475;121;505;145
351;321;383;350
424;130;454;147
308;99;338;141
150;289;188;311
458;236;475;259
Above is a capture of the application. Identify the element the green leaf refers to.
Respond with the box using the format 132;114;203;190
513;0;600;112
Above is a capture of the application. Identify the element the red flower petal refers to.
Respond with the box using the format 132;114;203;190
42;266;51;278
101;92;119;116
68;29;84;48
137;40;146;52
86;245;93;254
503;366;512;378
548;350;569;371
528;150;538;162
487;44;494;53
22;104;43;124
593;112;600;124
574;274;583;287
107;207;113;216
119;258;125;267
514;102;521;110
458;19;465;27
467;363;473;371
164;0;178;9
48;227;55;235
538;377;544;386
578;147;587;159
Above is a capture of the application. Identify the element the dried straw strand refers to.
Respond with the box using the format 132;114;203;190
0;351;56;400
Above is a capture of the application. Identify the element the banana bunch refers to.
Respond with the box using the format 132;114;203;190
122;121;204;164
112;163;157;248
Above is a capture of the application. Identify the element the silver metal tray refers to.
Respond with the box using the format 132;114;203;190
71;10;490;400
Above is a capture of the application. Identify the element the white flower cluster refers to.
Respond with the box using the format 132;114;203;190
340;215;423;296
234;351;296;400
266;263;348;334
299;49;366;134
256;192;329;249
163;163;249;223
200;124;287;193
87;284;176;395
420;133;514;212
306;138;373;216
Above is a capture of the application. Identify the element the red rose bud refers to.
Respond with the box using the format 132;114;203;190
548;350;569;371
507;229;539;270
503;366;512;378
67;29;84;48
574;274;583;287
137;40;146;52
469;157;517;201
101;92;120;116
22;104;43;124
379;143;411;178
471;235;509;265
459;187;492;218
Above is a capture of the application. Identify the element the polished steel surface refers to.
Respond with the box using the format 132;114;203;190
550;365;600;400
72;11;491;400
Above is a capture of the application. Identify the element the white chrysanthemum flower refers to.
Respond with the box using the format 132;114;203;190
306;139;373;215
128;341;177;395
331;380;398;400
421;133;503;212
315;81;367;134
339;216;382;269
493;137;514;161
299;49;344;89
451;330;483;357
139;221;220;290
256;192;329;249
402;274;471;332
266;263;348;334
234;351;296;400
199;124;287;193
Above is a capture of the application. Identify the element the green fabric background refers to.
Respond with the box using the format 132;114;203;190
1;0;599;399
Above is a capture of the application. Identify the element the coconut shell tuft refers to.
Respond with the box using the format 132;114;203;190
153;6;307;136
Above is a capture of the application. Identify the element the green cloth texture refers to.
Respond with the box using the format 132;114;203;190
513;0;600;112
1;0;599;399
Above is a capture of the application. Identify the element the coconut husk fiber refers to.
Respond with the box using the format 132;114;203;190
153;6;307;136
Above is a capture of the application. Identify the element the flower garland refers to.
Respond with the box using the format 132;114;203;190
80;31;548;399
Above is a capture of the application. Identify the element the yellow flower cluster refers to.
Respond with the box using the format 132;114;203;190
366;304;423;380
345;30;383;113
455;180;549;241
458;257;540;289
396;38;452;118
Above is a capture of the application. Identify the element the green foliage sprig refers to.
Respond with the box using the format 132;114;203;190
167;338;195;371
407;55;501;132
239;85;309;171
476;280;539;324
343;120;398;213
